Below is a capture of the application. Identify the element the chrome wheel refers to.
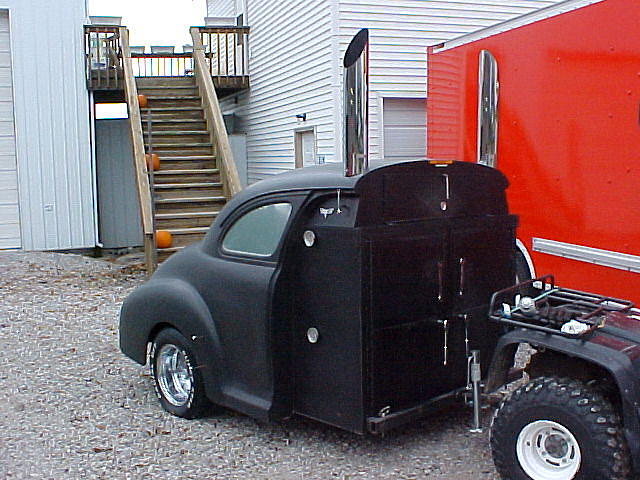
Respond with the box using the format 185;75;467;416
516;420;581;480
155;343;193;407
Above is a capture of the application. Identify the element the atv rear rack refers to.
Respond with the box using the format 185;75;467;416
489;275;635;337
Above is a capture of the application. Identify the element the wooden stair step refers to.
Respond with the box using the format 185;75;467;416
138;88;198;97
155;212;219;228
155;196;226;204
146;142;212;148
154;182;222;189
136;77;195;86
157;227;208;248
145;95;200;101
143;130;209;136
147;135;211;144
145;119;205;124
153;168;219;175
158;155;215;161
165;227;210;235
143;106;203;112
138;85;196;90
156;211;220;220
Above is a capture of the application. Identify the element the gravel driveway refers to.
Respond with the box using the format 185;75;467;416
0;252;499;479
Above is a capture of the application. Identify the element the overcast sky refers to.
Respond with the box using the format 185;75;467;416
89;0;207;50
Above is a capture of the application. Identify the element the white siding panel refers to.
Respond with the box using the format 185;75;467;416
207;0;239;17
338;0;559;161
0;67;11;86
215;0;335;183
5;1;94;250
0;100;13;118
209;0;561;179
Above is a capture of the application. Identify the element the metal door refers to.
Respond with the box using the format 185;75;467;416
301;131;315;167
95;119;143;248
448;220;515;371
367;231;459;415
293;226;365;433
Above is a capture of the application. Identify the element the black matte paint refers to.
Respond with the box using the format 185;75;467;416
119;160;517;432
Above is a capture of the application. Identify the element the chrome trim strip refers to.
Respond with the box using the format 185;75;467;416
532;238;640;273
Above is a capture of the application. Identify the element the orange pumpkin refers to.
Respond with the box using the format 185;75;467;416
138;94;148;108
155;230;173;249
145;153;160;171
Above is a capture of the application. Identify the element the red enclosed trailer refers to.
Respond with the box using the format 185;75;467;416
427;0;640;303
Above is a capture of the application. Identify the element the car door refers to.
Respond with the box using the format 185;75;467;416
207;195;303;417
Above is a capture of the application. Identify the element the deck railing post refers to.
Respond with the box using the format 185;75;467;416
119;26;155;275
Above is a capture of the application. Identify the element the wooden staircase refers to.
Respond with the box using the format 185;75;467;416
137;77;227;261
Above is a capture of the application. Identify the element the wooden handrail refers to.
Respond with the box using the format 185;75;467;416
120;27;156;273
190;27;242;197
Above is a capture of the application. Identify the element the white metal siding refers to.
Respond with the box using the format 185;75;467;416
208;0;561;180
216;0;335;183
6;0;94;250
337;0;560;162
0;10;19;248
207;0;241;18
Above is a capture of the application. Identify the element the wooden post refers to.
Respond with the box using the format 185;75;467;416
120;27;156;275
190;27;242;198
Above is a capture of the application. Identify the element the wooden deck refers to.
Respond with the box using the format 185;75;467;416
85;25;250;98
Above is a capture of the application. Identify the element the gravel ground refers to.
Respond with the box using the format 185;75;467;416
0;252;500;479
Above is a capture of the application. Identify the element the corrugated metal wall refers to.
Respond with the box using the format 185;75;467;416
208;0;560;181
95;120;142;249
6;0;94;250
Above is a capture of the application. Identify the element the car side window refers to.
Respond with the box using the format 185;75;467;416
221;202;293;258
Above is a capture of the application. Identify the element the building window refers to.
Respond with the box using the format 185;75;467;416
477;50;498;167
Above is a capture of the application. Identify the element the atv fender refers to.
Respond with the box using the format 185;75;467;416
486;330;640;474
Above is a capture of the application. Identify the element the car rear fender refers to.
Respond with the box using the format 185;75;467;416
119;278;226;402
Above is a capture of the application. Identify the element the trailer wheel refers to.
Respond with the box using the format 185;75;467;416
490;376;630;480
150;328;212;419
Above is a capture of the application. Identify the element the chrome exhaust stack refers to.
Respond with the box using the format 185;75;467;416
343;28;369;177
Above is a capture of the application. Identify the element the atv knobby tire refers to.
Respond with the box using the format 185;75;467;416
490;376;630;480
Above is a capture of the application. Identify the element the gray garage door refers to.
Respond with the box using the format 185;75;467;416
0;10;19;249
383;98;426;161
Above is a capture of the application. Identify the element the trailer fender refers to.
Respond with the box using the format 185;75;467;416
119;278;226;402
515;238;536;279
486;330;640;473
